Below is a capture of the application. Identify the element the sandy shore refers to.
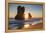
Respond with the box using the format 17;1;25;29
8;22;44;32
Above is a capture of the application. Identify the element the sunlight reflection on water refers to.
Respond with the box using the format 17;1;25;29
9;18;42;29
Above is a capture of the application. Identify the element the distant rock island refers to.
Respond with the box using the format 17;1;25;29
28;13;32;19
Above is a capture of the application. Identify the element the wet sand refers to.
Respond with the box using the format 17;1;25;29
8;22;44;32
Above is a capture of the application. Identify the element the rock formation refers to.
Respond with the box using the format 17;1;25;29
28;13;32;19
15;6;25;20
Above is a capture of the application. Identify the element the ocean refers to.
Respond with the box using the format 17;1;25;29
8;18;43;30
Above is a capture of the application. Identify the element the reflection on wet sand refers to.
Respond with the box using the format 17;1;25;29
9;22;43;32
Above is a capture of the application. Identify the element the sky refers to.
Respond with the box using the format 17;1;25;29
8;4;43;18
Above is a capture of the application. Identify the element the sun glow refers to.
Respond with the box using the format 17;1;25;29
25;13;28;20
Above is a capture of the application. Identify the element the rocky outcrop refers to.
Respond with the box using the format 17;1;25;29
28;13;32;19
15;6;25;20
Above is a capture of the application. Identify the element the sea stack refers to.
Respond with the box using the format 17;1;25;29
15;6;25;20
28;13;32;19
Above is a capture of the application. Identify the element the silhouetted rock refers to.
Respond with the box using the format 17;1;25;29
15;6;25;20
28;13;32;19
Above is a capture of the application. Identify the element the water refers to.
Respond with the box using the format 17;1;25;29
8;18;43;30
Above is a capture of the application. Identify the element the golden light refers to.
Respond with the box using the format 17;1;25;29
25;13;28;20
24;24;30;28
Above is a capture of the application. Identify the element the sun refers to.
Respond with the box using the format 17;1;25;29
25;13;28;20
